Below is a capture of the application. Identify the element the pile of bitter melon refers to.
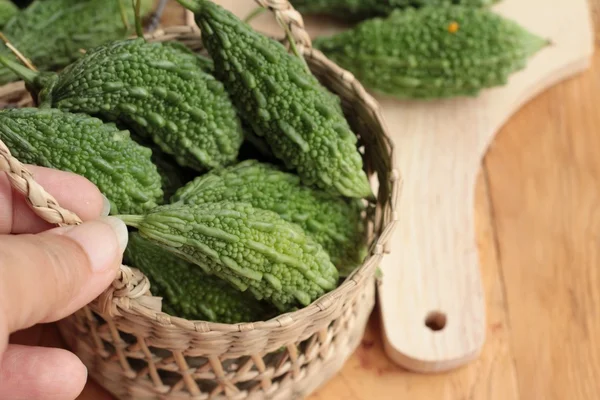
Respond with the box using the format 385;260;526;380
0;0;549;324
0;0;375;323
0;0;158;84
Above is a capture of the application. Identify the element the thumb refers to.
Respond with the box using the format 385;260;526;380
0;217;128;338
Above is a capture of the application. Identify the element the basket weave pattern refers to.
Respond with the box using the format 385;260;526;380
0;2;400;399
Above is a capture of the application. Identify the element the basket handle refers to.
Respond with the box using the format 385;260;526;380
253;0;312;49
0;140;82;226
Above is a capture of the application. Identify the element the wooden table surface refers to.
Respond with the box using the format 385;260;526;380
42;2;600;399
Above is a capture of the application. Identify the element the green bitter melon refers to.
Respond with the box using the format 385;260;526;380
178;0;372;199
118;201;340;311
125;232;277;323
0;38;244;171
0;108;163;214
171;160;367;276
0;0;18;28
290;0;499;20
128;129;197;203
312;5;549;99
0;0;154;85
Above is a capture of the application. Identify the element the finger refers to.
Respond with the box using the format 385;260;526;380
0;344;87;400
0;165;109;234
0;217;128;334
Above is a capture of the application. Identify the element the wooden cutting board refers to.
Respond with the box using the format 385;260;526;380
202;0;595;373
374;0;594;373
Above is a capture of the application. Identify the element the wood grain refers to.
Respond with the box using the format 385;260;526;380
484;49;600;400
66;0;600;398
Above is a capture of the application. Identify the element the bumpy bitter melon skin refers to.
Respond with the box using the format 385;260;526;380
313;6;549;99
0;0;18;28
0;0;154;85
172;160;367;275
178;0;372;199
291;0;499;20
125;232;276;323
120;201;340;311
21;38;244;171
0;108;163;214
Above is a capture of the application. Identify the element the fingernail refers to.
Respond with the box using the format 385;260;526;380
99;216;129;252
100;194;111;217
61;217;129;272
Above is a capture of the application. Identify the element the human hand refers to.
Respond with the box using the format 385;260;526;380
0;165;129;400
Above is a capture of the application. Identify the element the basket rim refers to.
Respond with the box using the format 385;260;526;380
0;4;401;335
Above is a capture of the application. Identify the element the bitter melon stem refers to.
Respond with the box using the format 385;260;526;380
133;0;145;39
118;0;131;31
281;21;309;73
0;54;37;84
116;214;145;228
0;31;37;72
176;0;202;13
243;6;265;24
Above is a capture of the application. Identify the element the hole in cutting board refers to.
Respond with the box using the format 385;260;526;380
425;311;447;331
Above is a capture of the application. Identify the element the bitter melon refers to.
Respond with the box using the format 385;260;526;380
128;130;197;202
290;0;499;20
178;0;372;199
152;148;197;202
0;0;18;28
0;0;154;85
125;232;276;323
312;5;549;99
0;108;163;214
118;201;340;311
171;160;367;275
0;38;244;171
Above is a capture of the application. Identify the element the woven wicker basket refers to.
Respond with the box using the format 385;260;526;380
0;1;400;399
